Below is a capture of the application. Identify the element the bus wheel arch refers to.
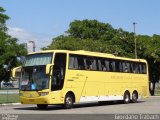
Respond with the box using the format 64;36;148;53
64;91;75;109
123;90;130;104
132;90;138;103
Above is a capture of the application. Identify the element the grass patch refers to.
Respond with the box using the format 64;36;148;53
0;94;20;104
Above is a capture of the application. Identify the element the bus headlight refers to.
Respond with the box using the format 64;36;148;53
38;92;49;96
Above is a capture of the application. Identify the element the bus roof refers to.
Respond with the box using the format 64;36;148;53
28;50;147;63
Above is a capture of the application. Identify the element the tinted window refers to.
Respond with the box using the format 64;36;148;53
115;60;123;72
69;54;85;70
68;54;147;74
69;56;78;69
109;60;115;72
86;57;97;70
142;63;147;74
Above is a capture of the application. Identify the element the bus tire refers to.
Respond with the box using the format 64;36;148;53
123;91;130;104
37;104;48;110
64;94;73;109
132;91;138;103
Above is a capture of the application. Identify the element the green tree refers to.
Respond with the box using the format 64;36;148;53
44;35;108;52
138;35;160;95
0;7;27;84
45;19;135;57
67;19;114;40
45;19;160;95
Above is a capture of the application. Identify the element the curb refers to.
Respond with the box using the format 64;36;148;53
0;103;21;106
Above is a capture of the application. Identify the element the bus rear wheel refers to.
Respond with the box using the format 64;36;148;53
132;91;138;103
64;94;73;109
37;104;48;110
123;91;130;104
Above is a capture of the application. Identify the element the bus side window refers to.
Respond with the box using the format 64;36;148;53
105;60;110;71
97;58;107;71
109;60;115;72
85;57;97;71
98;59;102;71
77;55;85;70
115;60;122;72
132;63;137;73
69;56;74;69
119;62;123;72
91;58;97;70
69;55;78;69
142;63;147;74
85;57;91;70
131;62;147;74
127;62;131;73
139;64;142;74
130;62;134;73
136;63;141;73
101;59;107;71
123;62;130;73
135;63;139;73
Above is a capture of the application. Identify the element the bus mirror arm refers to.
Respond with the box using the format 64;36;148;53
46;64;54;75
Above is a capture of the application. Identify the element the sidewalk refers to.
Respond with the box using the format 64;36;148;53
0;90;19;94
0;103;21;106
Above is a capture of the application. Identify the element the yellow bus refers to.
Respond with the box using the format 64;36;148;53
12;50;149;109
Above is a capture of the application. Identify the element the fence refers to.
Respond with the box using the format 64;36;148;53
0;81;20;104
0;88;20;104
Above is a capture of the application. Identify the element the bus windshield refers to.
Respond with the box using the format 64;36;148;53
19;53;53;91
24;53;53;66
20;66;50;91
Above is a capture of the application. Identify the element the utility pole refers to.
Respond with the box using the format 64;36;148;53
133;22;137;59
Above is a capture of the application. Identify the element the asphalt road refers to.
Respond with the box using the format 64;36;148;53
0;97;160;120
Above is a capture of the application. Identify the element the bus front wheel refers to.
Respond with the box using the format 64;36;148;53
37;104;48;110
64;94;73;109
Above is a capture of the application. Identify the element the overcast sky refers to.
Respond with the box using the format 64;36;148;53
1;0;160;51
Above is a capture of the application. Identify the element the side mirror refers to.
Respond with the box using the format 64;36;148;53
12;66;22;78
46;64;53;74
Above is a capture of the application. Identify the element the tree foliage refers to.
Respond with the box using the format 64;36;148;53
44;19;160;95
0;7;27;82
45;19;136;57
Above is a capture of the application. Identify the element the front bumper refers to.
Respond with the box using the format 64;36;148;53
20;96;51;104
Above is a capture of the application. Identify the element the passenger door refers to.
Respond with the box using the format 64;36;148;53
51;53;66;91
